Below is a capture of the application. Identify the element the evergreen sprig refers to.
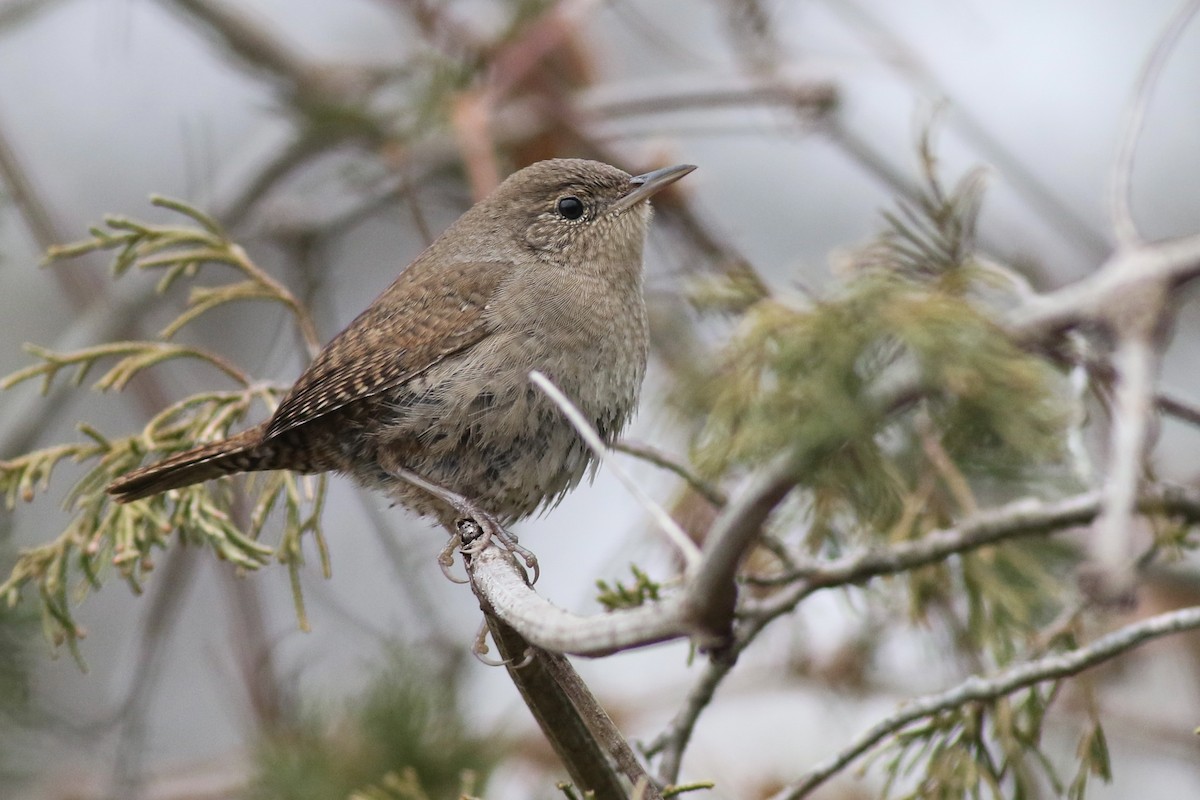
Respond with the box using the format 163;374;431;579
596;564;663;611
1;198;328;658
44;195;321;353
874;681;1109;800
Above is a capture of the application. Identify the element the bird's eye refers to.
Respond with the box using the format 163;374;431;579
556;196;585;220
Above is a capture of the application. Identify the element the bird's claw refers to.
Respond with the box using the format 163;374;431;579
438;534;469;584
472;621;535;669
455;512;540;585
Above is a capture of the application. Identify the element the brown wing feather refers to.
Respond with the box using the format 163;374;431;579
264;260;506;440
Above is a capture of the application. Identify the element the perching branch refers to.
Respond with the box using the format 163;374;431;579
464;543;693;657
477;609;655;800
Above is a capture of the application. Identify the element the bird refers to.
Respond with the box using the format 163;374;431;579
107;158;695;533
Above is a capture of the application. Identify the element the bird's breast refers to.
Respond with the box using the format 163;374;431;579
357;272;648;522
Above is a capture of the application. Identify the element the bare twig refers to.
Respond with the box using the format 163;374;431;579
744;485;1200;613
643;642;740;785
582;80;836;121
531;371;702;572
1109;0;1200;247
159;0;320;97
0;109;114;321
1006;233;1200;340
640;456;812;786
217;130;340;224
1157;390;1200;427
775;605;1200;799
1089;330;1161;596
681;452;797;639
1009;5;1200;598
613;440;727;508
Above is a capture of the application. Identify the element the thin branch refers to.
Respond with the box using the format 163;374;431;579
216;129;338;225
1006;232;1200;341
1109;0;1200;247
681;452;797;639
743;484;1200;613
0;108;62;254
643;642;740;785
582;80;836;121
774;604;1200;799
1090;331;1161;596
159;0;319;96
0;108;116;323
531;371;702;571
1157;390;1200;427
612;439;727;507
644;452;843;785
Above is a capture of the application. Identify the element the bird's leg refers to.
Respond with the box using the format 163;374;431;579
383;462;539;582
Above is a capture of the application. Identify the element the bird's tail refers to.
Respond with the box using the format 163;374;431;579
107;424;273;503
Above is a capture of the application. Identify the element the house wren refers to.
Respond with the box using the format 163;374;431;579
107;159;695;528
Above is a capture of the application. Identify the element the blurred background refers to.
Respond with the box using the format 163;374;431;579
2;1;1200;798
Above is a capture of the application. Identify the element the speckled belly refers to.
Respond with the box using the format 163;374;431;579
338;347;637;527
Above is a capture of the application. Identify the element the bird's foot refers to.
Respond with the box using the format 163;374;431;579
386;464;539;584
457;517;540;585
437;535;469;584
471;620;534;668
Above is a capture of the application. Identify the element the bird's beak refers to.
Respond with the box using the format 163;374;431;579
609;163;697;214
